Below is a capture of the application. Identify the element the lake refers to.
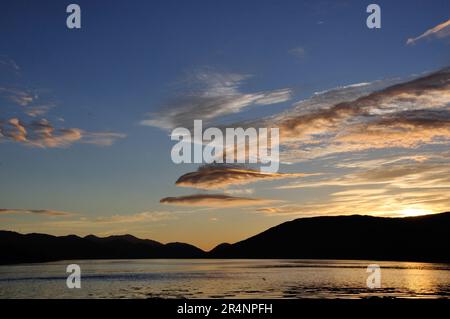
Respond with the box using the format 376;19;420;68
0;259;449;299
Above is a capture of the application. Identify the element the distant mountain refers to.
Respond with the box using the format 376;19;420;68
1;212;449;264
0;232;205;264
209;212;450;262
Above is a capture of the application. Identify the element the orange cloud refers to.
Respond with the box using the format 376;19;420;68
0;118;125;148
160;194;277;207
176;165;312;189
268;68;450;162
0;209;72;216
407;19;450;45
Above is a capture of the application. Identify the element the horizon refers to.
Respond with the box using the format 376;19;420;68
2;211;449;251
1;0;449;251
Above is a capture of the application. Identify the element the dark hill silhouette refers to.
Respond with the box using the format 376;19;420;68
1;212;449;264
0;231;205;264
209;212;450;262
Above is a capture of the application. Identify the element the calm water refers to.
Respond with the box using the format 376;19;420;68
0;259;449;299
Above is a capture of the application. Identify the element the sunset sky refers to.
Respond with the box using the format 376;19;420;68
1;0;449;250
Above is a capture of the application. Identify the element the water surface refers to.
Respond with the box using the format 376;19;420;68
0;259;449;299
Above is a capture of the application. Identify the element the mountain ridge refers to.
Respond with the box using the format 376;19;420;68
1;212;449;264
209;212;450;261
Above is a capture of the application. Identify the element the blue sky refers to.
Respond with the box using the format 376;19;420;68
1;0;449;249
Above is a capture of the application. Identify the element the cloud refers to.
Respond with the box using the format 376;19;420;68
256;67;450;162
255;206;304;215
160;194;276;207
407;19;450;45
25;104;55;117
175;164;312;189
1;209;175;223
82;132;127;146
0;87;36;106
0;118;82;147
333;153;433;170
0;61;126;149
93;211;176;223
1;210;180;240
0;57;20;73
332;109;450;152
224;188;255;195
1;118;28;142
0;209;72;216
281;68;448;134
141;70;292;130
144;67;450;168
352;162;450;189
160;68;449;213
289;47;306;59
0;84;56;119
0;118;125;148
279;158;450;190
255;181;449;218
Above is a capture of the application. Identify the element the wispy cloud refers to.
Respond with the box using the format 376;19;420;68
279;157;450;190
224;188;255;195
257;67;450;162
407;19;450;45
1;210;180;240
0;209;72;216
25;104;55;117
141;70;292;130
82;131;127;146
0;56;20;74
255;184;448;218
289;47;307;59
93;211;176;223
160;194;277;207
1;83;54;118
1;209;175;223
0;87;36;106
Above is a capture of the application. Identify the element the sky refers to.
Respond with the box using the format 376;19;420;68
0;0;449;250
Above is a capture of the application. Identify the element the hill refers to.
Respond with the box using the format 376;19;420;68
209;212;450;262
1;212;449;264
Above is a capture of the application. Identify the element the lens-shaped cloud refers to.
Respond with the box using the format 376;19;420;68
0;209;72;216
176;164;313;189
160;193;277;207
